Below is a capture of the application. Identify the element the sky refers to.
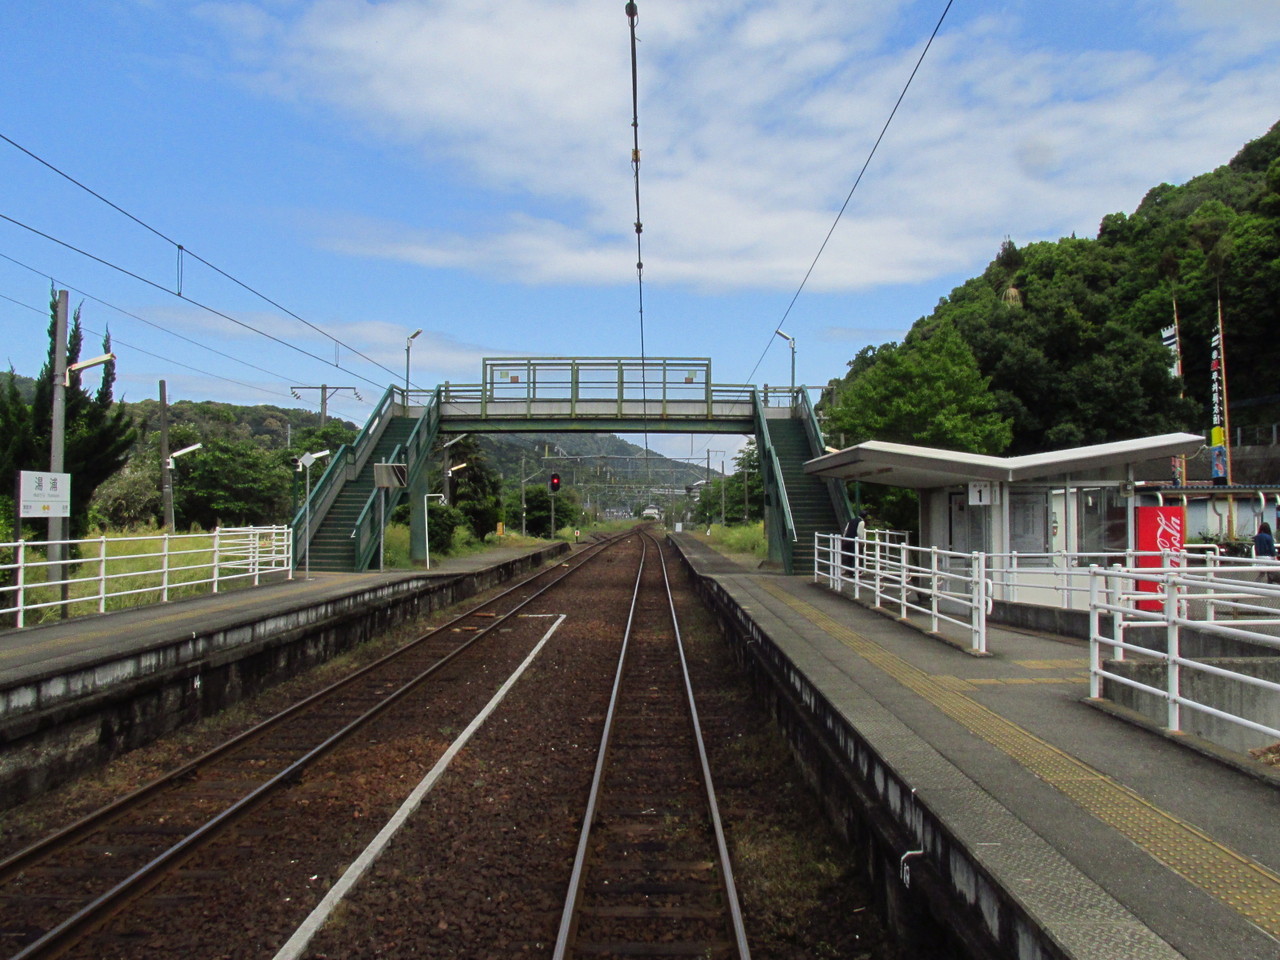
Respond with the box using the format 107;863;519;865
2;0;1279;464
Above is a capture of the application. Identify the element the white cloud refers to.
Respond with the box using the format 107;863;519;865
200;0;1280;298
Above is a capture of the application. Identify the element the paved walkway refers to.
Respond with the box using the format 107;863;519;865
671;533;1280;960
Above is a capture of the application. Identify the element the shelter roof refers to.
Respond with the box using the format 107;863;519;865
804;433;1205;489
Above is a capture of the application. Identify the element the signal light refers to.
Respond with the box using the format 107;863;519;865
549;473;561;493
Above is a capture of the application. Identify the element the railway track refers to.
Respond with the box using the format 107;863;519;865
0;531;629;960
553;531;750;959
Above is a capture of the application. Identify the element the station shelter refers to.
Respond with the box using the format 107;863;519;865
804;433;1206;561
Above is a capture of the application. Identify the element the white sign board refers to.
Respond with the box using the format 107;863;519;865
968;481;1000;506
19;471;72;517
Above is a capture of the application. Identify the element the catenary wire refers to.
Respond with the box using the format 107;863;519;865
0;212;388;391
0;131;407;385
742;0;955;387
0;289;310;405
0;251;306;387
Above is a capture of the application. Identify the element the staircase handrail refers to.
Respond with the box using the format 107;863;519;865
291;383;401;566
290;440;349;563
351;389;442;571
752;389;797;565
351;442;410;571
796;388;854;529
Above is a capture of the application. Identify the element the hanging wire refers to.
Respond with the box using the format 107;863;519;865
625;1;651;476
0;131;404;383
743;0;955;386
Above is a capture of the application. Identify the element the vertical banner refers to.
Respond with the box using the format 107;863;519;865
1136;505;1185;612
1161;324;1185;484
1209;333;1228;484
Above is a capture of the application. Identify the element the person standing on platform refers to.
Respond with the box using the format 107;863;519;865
1254;522;1279;583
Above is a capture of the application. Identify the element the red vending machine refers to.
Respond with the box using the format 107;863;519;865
1135;505;1185;612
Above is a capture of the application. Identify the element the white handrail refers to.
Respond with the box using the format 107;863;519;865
814;533;989;653
0;526;293;628
1088;563;1280;747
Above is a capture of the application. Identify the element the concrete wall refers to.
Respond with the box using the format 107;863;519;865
1101;657;1280;755
0;544;567;811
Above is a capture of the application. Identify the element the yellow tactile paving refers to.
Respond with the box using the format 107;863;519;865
968;676;1088;685
1016;658;1089;669
758;579;1280;939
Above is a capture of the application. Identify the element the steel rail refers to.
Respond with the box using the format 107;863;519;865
552;532;648;960
5;531;633;960
0;532;621;888
552;531;750;959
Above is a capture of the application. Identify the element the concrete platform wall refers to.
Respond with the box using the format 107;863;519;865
0;544;567;811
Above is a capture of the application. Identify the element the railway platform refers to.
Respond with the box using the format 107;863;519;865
0;540;568;807
669;532;1280;960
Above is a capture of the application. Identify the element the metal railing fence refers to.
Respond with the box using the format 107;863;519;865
1088;563;1280;744
814;533;991;653
0;526;292;628
984;544;1225;610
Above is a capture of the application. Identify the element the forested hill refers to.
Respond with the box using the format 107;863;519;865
825;118;1280;457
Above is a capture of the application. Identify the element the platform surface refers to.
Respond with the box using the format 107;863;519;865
0;543;558;688
671;533;1280;960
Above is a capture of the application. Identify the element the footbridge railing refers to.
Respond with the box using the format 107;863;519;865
437;357;755;429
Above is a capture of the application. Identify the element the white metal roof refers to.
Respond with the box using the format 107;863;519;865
804;433;1205;489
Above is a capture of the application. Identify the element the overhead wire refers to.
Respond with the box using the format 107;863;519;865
0;130;406;384
0;250;305;387
0;211;388;391
0;289;304;404
743;0;956;386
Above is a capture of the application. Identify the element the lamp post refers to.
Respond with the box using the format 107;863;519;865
297;449;331;579
775;329;795;404
164;443;202;530
405;328;422;396
423;492;445;569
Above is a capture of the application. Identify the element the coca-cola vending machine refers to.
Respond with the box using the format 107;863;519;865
1135;506;1185;611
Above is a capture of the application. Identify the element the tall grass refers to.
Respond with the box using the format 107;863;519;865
708;521;767;559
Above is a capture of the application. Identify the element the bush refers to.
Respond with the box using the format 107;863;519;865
427;502;466;555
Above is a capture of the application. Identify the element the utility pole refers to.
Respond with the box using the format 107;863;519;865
290;385;362;426
159;380;173;529
48;290;68;594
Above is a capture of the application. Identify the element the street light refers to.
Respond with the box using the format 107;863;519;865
423;492;446;569
775;329;795;404
298;449;331;580
405;328;422;396
164;443;202;530
64;353;115;387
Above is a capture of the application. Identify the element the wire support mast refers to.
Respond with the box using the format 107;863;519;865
625;0;651;475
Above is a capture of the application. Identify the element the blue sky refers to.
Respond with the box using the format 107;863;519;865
2;0;1278;462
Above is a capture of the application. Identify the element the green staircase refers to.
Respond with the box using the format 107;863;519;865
765;416;842;573
304;416;417;572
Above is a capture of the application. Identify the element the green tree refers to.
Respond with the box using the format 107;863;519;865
5;295;136;537
172;436;290;529
827;320;1012;454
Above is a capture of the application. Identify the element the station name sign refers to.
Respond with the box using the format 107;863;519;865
19;471;72;517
